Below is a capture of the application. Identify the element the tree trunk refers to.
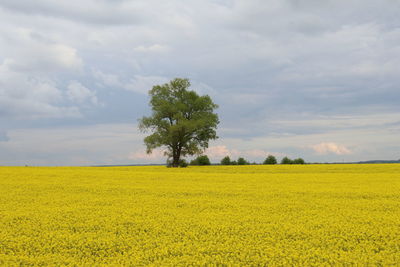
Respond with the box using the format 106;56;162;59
172;156;179;167
172;146;181;167
171;147;179;167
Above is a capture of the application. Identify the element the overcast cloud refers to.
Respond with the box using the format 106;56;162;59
0;0;399;165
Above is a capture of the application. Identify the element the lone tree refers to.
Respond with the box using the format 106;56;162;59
139;78;219;167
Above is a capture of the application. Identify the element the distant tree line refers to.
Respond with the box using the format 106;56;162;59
187;154;306;166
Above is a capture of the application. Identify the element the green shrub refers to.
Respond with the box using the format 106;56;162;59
292;158;305;164
263;155;277;165
167;159;188;167
237;157;249;165
179;159;189;167
220;156;231;165
281;157;293;164
190;155;211;165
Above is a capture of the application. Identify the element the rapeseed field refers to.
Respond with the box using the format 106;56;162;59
0;164;399;265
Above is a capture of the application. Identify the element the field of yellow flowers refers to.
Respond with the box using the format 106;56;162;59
0;164;399;265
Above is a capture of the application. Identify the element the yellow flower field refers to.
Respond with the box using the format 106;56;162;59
0;164;399;265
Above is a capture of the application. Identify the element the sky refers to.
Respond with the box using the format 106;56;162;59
0;0;399;166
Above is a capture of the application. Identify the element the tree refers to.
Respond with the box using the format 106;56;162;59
237;157;249;165
220;156;231;165
190;155;211;166
139;78;219;167
263;155;277;165
281;156;293;164
292;158;305;164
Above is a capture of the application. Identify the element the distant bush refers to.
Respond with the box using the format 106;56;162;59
166;159;173;167
190;155;211;166
263;155;277;165
237;157;249;165
167;159;188;167
220;156;231;165
220;156;250;165
292;158;305;164
179;159;189;168
280;157;306;164
280;157;293;164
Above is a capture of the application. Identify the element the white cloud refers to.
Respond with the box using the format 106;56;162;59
190;81;218;96
92;71;170;94
0;64;81;119
0;24;85;119
204;145;282;161
92;69;123;88
311;142;352;155
0;124;144;166
1;28;82;72
124;75;169;94
67;81;98;105
1;0;400;164
134;44;169;53
204;145;232;159
129;149;166;161
0;0;145;25
0;131;9;142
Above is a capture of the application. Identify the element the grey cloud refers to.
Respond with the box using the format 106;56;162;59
0;131;9;142
0;124;145;166
0;0;145;25
0;27;83;73
0;0;399;164
0;65;81;119
124;75;170;94
67;81;98;105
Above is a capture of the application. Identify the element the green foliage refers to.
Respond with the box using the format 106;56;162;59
166;159;173;168
293;158;306;164
167;158;188;167
281;157;293;164
263;155;277;165
280;157;306;164
237;157;249;165
179;159;189;168
220;156;231;165
231;160;238;165
190;155;211;166
139;78;219;167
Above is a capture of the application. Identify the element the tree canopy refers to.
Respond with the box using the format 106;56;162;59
138;78;219;167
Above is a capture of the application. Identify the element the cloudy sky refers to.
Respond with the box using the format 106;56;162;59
1;0;399;165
